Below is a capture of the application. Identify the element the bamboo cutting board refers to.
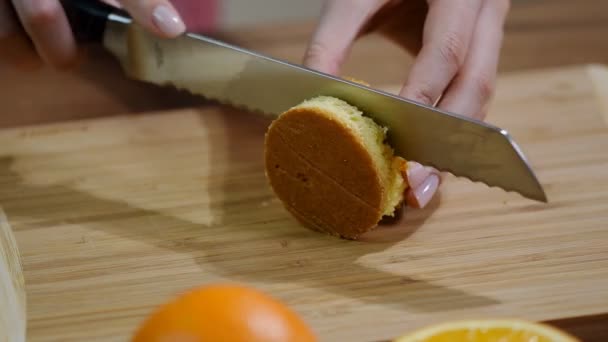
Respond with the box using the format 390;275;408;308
1;64;607;342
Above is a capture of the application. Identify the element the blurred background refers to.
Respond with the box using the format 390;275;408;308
209;0;607;73
1;0;607;128
218;0;324;29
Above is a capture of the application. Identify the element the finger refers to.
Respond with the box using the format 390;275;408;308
437;0;510;120
0;0;37;69
11;0;78;68
303;0;389;75
405;161;431;188
103;0;122;7
118;0;186;38
404;161;440;209
400;0;483;105
405;175;439;209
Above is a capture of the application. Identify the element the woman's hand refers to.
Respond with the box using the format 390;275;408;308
304;0;511;208
0;0;186;69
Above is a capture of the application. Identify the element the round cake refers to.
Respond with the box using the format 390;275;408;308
264;96;408;239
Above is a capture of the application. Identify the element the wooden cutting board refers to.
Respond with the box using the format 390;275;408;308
0;64;607;342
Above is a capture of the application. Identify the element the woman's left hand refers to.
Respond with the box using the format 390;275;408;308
304;0;511;208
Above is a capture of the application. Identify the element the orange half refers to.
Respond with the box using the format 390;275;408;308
393;319;580;342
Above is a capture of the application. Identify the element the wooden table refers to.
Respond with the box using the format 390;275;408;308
1;1;608;341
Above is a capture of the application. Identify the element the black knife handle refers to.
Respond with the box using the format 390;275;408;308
60;0;129;44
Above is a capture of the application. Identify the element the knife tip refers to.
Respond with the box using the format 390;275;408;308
529;189;549;203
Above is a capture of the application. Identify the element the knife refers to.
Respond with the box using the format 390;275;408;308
60;0;547;202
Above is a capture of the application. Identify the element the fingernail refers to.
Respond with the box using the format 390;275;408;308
412;174;439;208
406;162;430;189
152;5;186;37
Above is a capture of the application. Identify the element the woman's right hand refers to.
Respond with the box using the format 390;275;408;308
0;0;186;69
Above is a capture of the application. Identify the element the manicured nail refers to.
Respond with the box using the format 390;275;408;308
152;5;186;37
412;174;439;208
406;162;430;189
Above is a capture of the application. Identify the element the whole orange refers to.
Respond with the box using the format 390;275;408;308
131;283;317;342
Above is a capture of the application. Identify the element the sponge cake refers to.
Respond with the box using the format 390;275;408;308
264;96;408;239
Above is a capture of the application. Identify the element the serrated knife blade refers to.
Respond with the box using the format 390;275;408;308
62;0;547;202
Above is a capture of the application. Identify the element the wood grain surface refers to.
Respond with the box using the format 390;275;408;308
0;208;26;342
0;64;607;341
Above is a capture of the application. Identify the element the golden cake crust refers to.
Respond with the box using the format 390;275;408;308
264;99;406;239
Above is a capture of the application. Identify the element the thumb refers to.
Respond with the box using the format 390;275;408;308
118;0;186;38
304;1;387;75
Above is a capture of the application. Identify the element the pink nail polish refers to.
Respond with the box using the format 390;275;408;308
413;174;439;208
406;162;430;189
152;5;186;37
